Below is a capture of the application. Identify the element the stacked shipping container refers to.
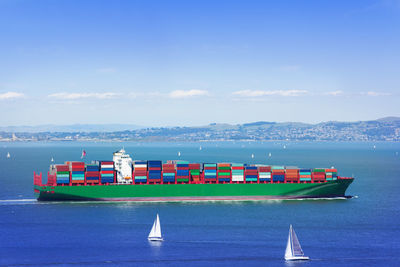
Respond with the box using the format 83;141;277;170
245;166;258;182
86;163;99;183
258;165;271;182
272;166;285;182
133;161;147;183
176;161;190;183
51;159;340;186
231;163;244;182
55;164;70;184
189;163;201;183
217;163;231;183
299;169;312;182
69;162;85;184
162;163;175;183
99;161;114;184
325;168;338;181
285;166;299;182
203;163;217;182
313;168;326;182
148;160;162;183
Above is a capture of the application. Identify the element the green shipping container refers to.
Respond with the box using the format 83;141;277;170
272;166;284;170
204;164;217;167
231;163;244;167
177;178;189;182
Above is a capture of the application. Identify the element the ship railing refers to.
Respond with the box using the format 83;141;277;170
33;172;43;186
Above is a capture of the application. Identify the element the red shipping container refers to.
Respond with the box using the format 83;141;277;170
55;165;69;171
189;163;201;169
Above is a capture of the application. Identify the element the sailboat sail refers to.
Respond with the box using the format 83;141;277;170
285;228;292;259
148;214;162;240
291;226;304;257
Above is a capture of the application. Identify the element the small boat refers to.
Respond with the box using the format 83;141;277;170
284;225;309;261
268;152;272;157
51;157;54;162
178;151;181;157
148;214;163;242
7;152;10;158
251;153;254;159
283;145;286;149
199;146;202;151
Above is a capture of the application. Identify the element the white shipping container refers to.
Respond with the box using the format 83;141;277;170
101;164;114;168
134;164;147;168
232;175;244;181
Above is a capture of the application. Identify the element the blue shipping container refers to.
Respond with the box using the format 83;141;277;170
245;166;257;170
272;174;285;182
177;170;189;176
163;177;175;182
176;164;189;168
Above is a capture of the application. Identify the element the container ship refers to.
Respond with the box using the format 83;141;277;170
34;149;354;202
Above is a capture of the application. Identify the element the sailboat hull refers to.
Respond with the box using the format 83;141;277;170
285;256;309;261
148;237;164;242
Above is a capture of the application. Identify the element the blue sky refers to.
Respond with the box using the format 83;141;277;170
0;0;399;126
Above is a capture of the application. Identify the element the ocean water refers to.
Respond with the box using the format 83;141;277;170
0;141;399;266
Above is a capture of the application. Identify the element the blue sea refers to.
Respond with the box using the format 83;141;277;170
1;141;399;266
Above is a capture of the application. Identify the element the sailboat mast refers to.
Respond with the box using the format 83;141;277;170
290;225;295;256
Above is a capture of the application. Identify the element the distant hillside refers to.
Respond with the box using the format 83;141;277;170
0;124;145;133
0;117;399;141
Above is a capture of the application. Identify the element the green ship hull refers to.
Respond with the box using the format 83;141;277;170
35;178;354;202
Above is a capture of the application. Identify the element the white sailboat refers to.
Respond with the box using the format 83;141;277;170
148;214;163;242
284;225;309;261
6;152;10;158
51;157;54;162
199;146;202;151
178;151;181;157
251;153;254;159
268;152;272;157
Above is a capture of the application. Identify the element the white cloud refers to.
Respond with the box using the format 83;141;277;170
325;90;344;96
168;89;209;98
0;91;25;100
232;89;308;97
364;91;391;96
48;92;120;100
